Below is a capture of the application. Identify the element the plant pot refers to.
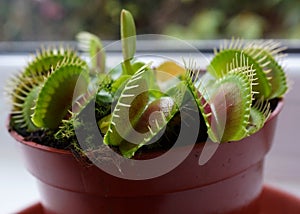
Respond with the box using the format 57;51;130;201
9;100;284;214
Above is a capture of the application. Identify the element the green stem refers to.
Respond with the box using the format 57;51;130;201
123;59;134;75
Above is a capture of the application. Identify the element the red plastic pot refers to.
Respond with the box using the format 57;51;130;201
9;100;283;214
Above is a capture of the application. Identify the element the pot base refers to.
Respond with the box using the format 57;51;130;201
17;185;300;214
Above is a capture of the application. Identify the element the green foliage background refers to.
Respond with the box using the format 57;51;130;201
1;0;300;41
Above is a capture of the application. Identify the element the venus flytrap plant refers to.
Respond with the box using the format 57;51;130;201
7;10;288;161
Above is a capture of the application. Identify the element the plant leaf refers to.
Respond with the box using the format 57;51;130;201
244;41;288;98
104;64;181;158
121;9;136;62
208;70;253;142
103;66;150;147
156;61;186;81
32;62;90;129
207;47;272;98
187;61;254;142
119;81;187;157
22;86;41;131
76;31;106;74
24;47;85;77
7;47;86;131
119;96;177;158
247;99;271;135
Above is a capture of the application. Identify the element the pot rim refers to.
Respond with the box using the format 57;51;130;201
8;99;284;157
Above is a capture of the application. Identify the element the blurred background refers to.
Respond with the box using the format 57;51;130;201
1;0;300;41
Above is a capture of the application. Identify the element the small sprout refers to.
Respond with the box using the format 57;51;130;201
98;114;112;135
